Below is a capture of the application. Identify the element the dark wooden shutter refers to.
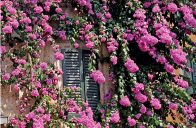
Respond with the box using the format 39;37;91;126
83;50;100;112
61;49;100;111
191;61;196;83
61;49;84;98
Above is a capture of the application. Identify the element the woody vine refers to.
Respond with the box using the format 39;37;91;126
0;0;196;128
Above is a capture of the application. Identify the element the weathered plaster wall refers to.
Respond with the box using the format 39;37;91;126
0;5;112;125
0;41;112;124
1;44;21;120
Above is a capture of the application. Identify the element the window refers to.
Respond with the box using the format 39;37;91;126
61;48;100;111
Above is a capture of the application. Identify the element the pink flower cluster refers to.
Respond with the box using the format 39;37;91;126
66;99;82;112
58;31;66;40
182;100;196;120
0;46;6;54
169;102;178;110
2;25;13;34
31;89;39;97
54;52;64;60
164;63;175;74
109;111;120;124
123;32;134;42
175;78;189;88
124;58;139;73
152;4;161;13
119;95;131;107
106;38;119;53
150;98;161;110
170;49;187;65
134;92;148;103
167;3;178;13
138;34;158;52
2;73;10;81
127;117;136;127
155;25;173;45
180;5;196;28
11;107;51;128
140;104;147;114
95;3;112;22
75;0;93;14
75;107;101;128
111;56;117;65
132;83;145;93
90;70;105;84
40;62;48;70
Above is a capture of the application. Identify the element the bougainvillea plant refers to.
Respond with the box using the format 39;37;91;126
1;0;196;128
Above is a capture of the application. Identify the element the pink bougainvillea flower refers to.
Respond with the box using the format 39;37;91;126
140;34;158;46
10;19;19;29
34;6;43;14
85;24;93;31
169;103;178;110
2;73;10;81
167;3;178;13
156;56;167;64
31;90;39;97
11;69;20;76
39;40;46;48
170;49;187;65
160;33;172;44
119;95;131;107
127;117;136;126
101;37;106;43
135;113;142;119
111;56;117;65
164;63;174;74
17;59;26;65
2;25;13;34
150;98;161;110
55;8;62;13
42;114;51;122
36;106;45;113
140;104;147;114
152;4;161;13
25;112;35;121
167;125;174;128
124;58;139;73
110;111;120;124
0;46;6;54
14;84;20;92
35;81;41;88
74;42;79;48
7;7;17;15
58;31;66;40
148;74;154;80
135;92;148;103
133;83;145;93
107;45;117;53
54;52;64;60
86;41;94;49
90;70;105;84
175;78;189;88
40;62;47;70
105;12;111;19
